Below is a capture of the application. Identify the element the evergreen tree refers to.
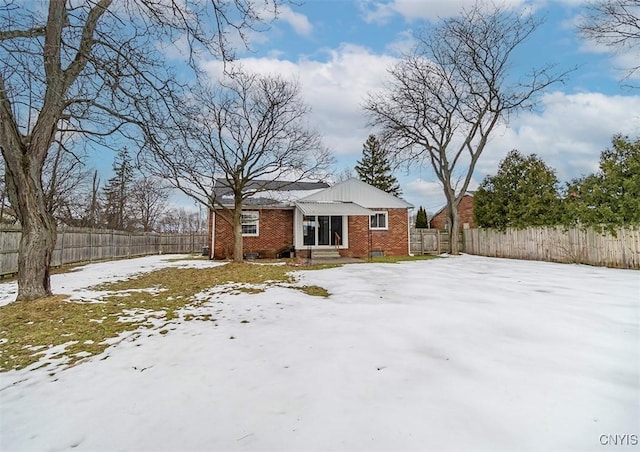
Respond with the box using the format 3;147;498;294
474;150;562;229
102;148;135;231
355;135;401;196
415;206;429;228
564;135;640;229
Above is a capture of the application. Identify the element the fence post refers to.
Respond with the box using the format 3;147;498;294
59;229;65;266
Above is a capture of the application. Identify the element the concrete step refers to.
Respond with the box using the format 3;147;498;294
311;249;341;259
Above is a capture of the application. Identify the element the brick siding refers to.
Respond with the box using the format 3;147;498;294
430;194;475;230
210;208;294;259
209;207;410;259
342;208;409;257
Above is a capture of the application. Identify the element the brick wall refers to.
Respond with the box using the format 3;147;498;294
211;208;294;259
342;208;409;257
430;195;475;230
209;207;410;259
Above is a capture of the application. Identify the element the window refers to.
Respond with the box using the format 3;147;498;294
370;211;388;230
241;211;259;236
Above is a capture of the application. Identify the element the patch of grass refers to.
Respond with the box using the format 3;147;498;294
0;295;144;372
370;255;438;264
164;254;207;263
0;262;327;372
297;285;330;297
305;263;345;270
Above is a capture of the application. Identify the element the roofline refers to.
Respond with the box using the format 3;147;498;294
301;177;413;208
212;204;296;211
430;193;474;219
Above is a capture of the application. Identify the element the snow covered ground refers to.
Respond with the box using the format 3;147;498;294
0;254;638;451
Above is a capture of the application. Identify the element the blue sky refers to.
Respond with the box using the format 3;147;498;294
83;0;638;214
185;0;638;213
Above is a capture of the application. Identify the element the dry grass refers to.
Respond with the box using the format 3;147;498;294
0;262;327;372
370;255;438;264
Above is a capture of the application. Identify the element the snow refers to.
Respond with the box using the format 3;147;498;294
0;254;224;307
0;254;638;451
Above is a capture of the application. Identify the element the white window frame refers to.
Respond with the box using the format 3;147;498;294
370;211;388;230
241;211;259;237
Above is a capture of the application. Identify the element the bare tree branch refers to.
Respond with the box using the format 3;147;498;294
365;3;572;253
142;70;334;262
0;0;289;300
578;0;640;85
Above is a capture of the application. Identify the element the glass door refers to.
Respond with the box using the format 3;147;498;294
303;216;316;246
302;215;343;246
331;216;342;246
318;216;330;245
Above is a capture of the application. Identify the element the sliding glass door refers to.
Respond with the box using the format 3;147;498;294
303;215;343;246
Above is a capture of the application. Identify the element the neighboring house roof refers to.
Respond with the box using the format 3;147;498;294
430;192;474;219
213;179;330;207
300;178;413;209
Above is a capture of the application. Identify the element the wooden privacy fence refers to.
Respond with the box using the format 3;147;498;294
463;226;640;269
0;227;208;276
410;228;461;255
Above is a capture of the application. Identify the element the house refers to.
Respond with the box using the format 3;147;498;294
429;193;475;230
208;178;413;259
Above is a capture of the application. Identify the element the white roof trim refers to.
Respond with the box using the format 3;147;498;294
295;201;376;216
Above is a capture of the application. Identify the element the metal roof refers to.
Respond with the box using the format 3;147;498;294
300;178;413;208
295;201;375;216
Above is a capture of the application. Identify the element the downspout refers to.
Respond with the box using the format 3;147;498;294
407;208;412;256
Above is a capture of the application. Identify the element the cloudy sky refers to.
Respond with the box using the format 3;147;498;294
194;0;640;212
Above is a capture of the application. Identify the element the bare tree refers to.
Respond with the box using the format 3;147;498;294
157;207;203;234
69;170;102;229
334;166;355;183
43;138;92;224
365;3;571;253
579;0;640;85
143;70;333;262
0;0;286;301
0;158;15;224
130;177;170;232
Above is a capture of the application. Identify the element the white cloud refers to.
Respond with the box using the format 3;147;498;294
201;44;397;158
200;47;639;209
360;0;528;24
278;5;313;36
475;91;640;182
385;29;417;55
404;178;445;212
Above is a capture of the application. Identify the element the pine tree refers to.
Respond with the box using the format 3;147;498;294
474;150;562;229
415;206;429;228
102;148;135;231
355;135;401;196
564;135;640;229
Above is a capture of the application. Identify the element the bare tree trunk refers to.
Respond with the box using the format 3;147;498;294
0;178;6;222
5;156;56;300
233;198;244;262
443;194;461;254
449;205;461;255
